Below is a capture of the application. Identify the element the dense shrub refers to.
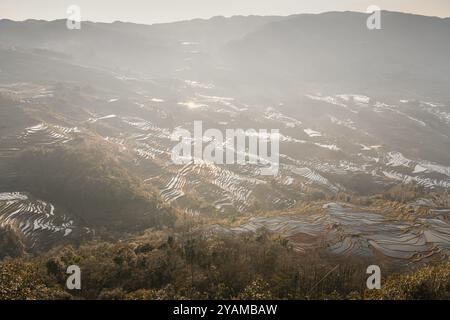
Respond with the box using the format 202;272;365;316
0;226;25;259
0;260;68;300
0;231;371;300
367;261;450;300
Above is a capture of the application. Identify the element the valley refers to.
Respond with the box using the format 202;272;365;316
0;11;450;300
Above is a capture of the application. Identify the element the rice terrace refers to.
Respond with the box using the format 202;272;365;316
0;1;450;304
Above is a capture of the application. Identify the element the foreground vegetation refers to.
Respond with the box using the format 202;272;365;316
1;228;449;300
1;137;449;300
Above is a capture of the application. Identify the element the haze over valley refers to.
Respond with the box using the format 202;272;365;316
1;10;450;300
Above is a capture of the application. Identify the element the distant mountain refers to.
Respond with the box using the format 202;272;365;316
1;12;450;99
221;11;450;99
0;16;282;79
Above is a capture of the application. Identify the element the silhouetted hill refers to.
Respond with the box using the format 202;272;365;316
1;12;449;98
222;11;450;98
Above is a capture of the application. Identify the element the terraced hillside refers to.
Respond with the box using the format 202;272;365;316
0;12;450;268
211;202;450;266
0;192;90;250
1;77;449;255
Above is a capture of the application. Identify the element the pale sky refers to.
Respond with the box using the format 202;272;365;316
1;0;449;24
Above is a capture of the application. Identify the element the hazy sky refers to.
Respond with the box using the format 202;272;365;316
1;0;449;24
